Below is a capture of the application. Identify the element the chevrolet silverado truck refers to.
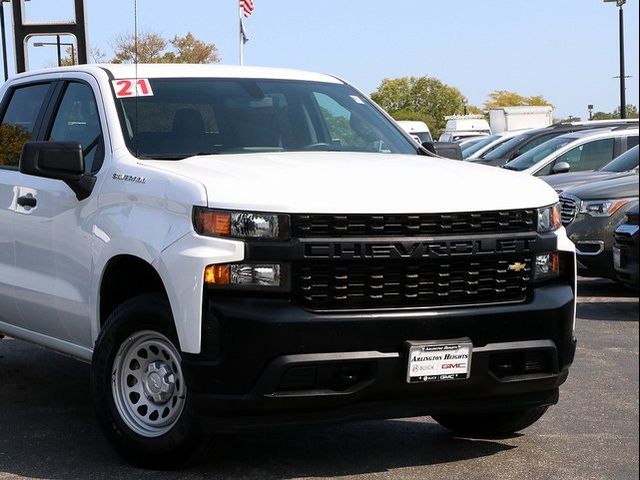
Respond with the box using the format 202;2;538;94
0;64;576;468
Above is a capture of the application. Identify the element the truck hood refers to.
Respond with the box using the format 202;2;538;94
141;152;558;213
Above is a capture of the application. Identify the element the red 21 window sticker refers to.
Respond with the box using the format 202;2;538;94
111;79;154;98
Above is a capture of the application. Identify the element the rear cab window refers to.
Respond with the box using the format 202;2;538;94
0;83;51;168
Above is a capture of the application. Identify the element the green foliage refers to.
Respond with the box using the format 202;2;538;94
0;124;31;167
484;90;553;109
592;104;639;120
371;76;466;137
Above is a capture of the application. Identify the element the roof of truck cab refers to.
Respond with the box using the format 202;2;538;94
11;64;344;84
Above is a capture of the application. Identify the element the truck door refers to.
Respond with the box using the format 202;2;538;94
13;77;107;348
0;82;53;329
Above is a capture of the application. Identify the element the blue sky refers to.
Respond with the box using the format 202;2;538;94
3;0;639;119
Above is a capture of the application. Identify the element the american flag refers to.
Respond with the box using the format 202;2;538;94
239;0;254;18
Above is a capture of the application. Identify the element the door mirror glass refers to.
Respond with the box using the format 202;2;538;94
423;141;463;160
552;161;571;174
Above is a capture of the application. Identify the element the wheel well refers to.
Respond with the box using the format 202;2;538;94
100;255;167;327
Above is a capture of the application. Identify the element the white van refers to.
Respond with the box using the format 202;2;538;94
439;115;491;142
396;120;432;143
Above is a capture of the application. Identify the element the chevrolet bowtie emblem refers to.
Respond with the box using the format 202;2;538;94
508;262;527;272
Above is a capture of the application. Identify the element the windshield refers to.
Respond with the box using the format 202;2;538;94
600;145;639;172
115;78;417;159
482;132;533;160
504;135;576;171
462;134;499;158
413;131;432;143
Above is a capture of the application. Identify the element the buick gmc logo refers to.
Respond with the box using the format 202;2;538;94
303;238;534;259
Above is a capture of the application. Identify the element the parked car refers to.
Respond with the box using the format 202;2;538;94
542;145;639;193
0;64;577;468
471;119;639;167
613;203;639;289
463;129;532;160
559;174;639;279
503;128;638;176
396;120;433;144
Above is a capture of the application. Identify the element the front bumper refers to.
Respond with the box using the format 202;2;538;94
566;212;626;279
183;278;576;432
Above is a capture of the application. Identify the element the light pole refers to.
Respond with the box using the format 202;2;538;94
1;0;9;81
604;0;627;119
34;40;76;66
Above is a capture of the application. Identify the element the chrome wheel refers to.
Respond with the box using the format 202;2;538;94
112;331;186;438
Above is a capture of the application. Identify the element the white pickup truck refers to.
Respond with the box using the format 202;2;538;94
0;64;576;469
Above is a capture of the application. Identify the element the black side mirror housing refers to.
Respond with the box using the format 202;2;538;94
422;141;463;160
552;161;571;174
20;142;95;200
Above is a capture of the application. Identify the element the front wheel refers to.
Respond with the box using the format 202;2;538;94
91;293;210;469
433;406;549;438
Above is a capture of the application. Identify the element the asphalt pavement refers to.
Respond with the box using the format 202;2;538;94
0;278;638;480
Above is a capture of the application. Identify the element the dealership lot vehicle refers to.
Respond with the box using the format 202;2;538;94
471;119;639;167
1;278;636;480
614;203;639;289
560;174;639;279
543;145;639;193
463;129;532;160
504;128;639;176
0;64;575;468
396;120;432;143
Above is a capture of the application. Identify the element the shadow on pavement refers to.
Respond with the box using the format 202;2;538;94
577;278;639;322
0;339;515;480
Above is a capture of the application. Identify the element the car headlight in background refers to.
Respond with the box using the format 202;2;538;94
537;203;561;233
193;208;290;240
579;198;637;217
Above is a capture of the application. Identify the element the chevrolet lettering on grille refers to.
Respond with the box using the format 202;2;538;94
303;237;535;260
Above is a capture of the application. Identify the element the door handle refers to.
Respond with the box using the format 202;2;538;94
17;195;37;208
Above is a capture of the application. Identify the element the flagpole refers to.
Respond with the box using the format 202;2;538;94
239;15;244;66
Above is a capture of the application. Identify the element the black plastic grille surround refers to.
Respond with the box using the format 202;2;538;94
291;210;537;238
294;255;533;311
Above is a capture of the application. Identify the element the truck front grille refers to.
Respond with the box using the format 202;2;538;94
293;255;532;311
559;196;578;226
291;210;536;238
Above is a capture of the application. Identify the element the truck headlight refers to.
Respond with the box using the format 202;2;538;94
537;203;561;233
534;252;560;282
193;208;290;240
204;263;283;288
579;198;636;217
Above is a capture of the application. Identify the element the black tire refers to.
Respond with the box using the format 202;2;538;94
433;406;549;438
91;293;210;469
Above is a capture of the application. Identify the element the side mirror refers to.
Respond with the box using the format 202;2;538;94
20;142;95;200
422;141;463;160
552;161;571;174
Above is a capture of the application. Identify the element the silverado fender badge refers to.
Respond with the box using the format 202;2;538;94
112;173;147;184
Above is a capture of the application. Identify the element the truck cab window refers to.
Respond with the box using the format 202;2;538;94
0;83;50;168
48;82;104;174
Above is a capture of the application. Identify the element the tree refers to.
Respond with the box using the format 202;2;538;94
112;32;168;64
592;104;639;120
110;31;220;64
0;124;32;167
484;90;553;109
371;76;467;137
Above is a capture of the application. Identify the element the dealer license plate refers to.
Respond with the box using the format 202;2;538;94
613;247;622;269
407;341;472;383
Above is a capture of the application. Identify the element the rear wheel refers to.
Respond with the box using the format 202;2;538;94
433;406;549;437
91;293;210;469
